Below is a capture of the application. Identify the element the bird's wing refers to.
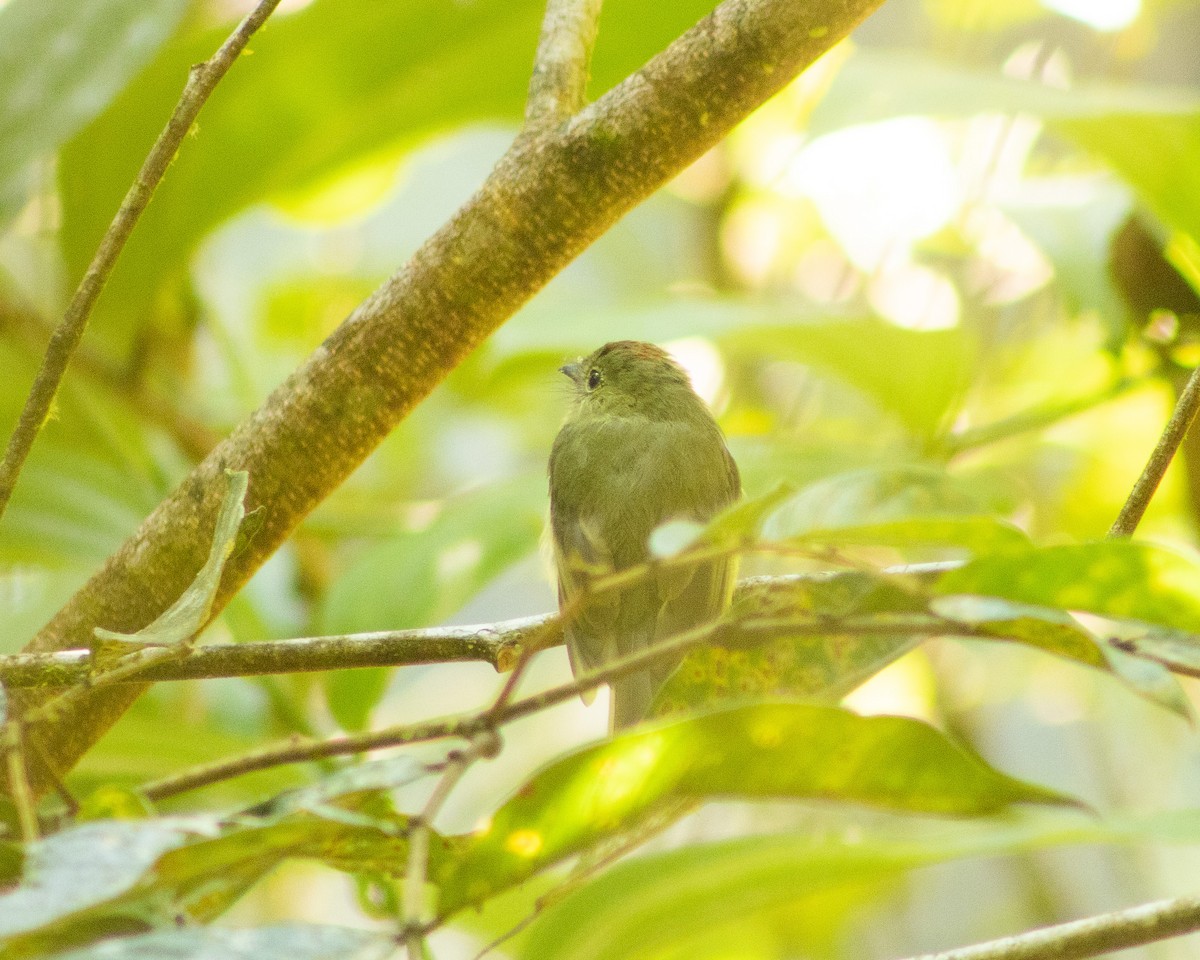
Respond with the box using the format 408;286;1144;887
554;514;621;690
645;437;740;674
549;422;624;698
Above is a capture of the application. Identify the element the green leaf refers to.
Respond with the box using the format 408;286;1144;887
730;320;974;438
812;49;1200;134
0;815;412;956
433;702;1076;916
1058;112;1200;252
0;0;187;221
148;819;408;920
0;818;218;940
935;541;1200;634
658;569;934;713
656;630;920;715
812;49;1200;245
931;595;1106;666
761;466;996;543
787;516;1031;554
321;477;543;730
48;925;385;960
1099;642;1194;723
514;821;1077;960
94;470;248;646
512;805;1200;960
1106;623;1200;676
649;483;796;558
58;0;722;337
659;565;940;712
931;595;1194;721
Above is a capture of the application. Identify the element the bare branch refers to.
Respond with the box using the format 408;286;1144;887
524;0;605;131
1110;365;1200;538
0;568;919;690
0;0;282;519
900;893;1200;960
0;617;548;688
140;715;469;802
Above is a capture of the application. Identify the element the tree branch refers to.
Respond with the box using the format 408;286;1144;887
0;569;921;690
0;617;547;687
16;0;886;794
402;743;480;960
900;893;1200;960
1109;365;1200;537
137;609;931;802
0;0;282;520
524;0;605;131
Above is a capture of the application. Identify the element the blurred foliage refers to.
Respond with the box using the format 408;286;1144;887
4;0;1200;957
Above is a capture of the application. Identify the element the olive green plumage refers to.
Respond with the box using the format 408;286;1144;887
548;341;741;730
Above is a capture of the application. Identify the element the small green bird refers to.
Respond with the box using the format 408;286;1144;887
548;341;741;730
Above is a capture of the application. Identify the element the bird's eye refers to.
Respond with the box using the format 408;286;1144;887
586;368;602;390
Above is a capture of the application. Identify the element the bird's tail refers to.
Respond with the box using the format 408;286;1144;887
609;673;656;733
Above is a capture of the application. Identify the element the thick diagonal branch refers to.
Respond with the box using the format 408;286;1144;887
17;0;885;793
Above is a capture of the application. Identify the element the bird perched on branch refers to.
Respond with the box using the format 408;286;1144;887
548;340;741;730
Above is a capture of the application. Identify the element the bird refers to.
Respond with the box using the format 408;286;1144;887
548;340;741;730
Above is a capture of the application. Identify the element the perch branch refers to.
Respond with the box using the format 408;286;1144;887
0;617;549;688
0;569;921;690
0;0;282;519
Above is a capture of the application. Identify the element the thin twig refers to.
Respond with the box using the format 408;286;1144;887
138;613;938;802
1109;365;1200;538
523;0;605;131
898;893;1200;960
402;739;494;959
140;716;469;802
0;0;283;520
3;722;39;841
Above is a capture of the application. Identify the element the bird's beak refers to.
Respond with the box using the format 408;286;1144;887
559;361;584;384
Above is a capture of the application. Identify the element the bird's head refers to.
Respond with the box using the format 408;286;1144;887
560;341;698;419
